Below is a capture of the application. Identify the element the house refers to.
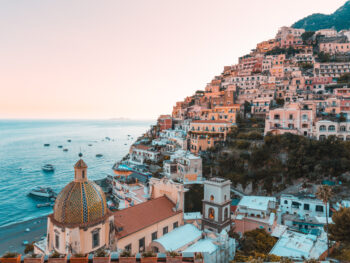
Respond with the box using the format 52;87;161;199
129;144;160;164
157;115;173;131
234;196;277;235
315;119;350;141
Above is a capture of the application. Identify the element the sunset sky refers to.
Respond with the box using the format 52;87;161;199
0;0;346;120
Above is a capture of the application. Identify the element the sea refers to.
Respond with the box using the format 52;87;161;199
0;119;153;228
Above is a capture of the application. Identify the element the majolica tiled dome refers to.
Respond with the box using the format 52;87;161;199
53;159;108;225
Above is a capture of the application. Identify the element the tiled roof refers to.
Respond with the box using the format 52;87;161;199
75;159;88;168
114;196;181;239
191;120;231;124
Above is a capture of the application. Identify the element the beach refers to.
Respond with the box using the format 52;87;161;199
0;216;47;255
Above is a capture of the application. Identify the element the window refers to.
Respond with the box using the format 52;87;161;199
210;195;214;201
55;233;59;249
82;170;85;179
316;205;324;212
173;222;178;229
224;208;228;220
304;203;310;210
92;230;100;248
139;237;145;252
274;114;280;120
284;200;288;205
328;125;335;131
208;207;215;220
151;231;157;241
340;126;346;132
289;114;293;120
163;226;168;235
125;244;132;251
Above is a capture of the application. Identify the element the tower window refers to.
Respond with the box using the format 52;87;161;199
82;170;85;179
210;195;214;201
92;230;100;248
224;207;228;220
55;234;60;249
208;208;215;220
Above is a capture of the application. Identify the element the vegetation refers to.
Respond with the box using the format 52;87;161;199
299;62;314;70
329;207;350;244
185;184;203;212
50;251;64;258
316;185;333;257
292;1;350;31
24;243;34;254
166;251;180;257
203;131;350;194
265;47;301;57
233;229;279;262
2;252;19;258
337;73;350;84
142;251;156;258
72;254;86;258
301;31;315;43
94;248;109;257
119;250;133;258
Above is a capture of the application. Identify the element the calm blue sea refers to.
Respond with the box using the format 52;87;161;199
0;119;152;227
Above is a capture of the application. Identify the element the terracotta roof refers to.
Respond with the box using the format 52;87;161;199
74;159;88;168
192;120;231;124
114;196;181;239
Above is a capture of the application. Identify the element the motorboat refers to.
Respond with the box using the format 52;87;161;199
67;139;71;142
96;154;103;158
44;144;50;147
57;145;63;148
63;148;68;152
88;144;92;146
42;164;55;172
29;187;56;198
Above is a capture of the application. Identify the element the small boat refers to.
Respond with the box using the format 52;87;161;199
124;143;127;145
57;145;63;148
29;187;56;198
105;137;111;141
42;164;55;172
96;154;103;158
67;139;71;142
44;144;50;147
36;202;53;208
63;148;68;152
88;144;92;146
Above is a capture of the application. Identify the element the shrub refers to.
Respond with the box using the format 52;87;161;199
49;251;64;258
2;252;19;258
94;248;109;257
120;251;132;258
142;251;156;258
73;254;86;258
24;243;34;254
167;251;179;257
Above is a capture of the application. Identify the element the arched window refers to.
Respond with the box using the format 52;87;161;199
210;195;214;201
319;135;326;141
340;126;346;132
319;125;326;131
224;208;228;220
328;125;335;131
208;208;215;220
224;195;227;201
346;136;350;141
338;135;344;141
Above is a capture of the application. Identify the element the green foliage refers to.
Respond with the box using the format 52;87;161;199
142;251;156;258
301;31;315;42
329;207;350;244
94;248;109;257
203;133;350;194
2;252;19;258
300;62;314;70
292;1;350;31
184;184;203;212
338;73;350;84
73;253;86;258
265;47;300;57
24;243;34;254
317;52;332;63
120;250;133;258
167;251;179;257
275;98;284;107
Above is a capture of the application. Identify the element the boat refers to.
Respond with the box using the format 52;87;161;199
57;145;63;148
29;187;56;198
96;154;103;158
36;202;51;208
88;144;92;146
67;139;71;142
63;148;68;152
44;144;50;147
105;137;111;141
42;164;55;172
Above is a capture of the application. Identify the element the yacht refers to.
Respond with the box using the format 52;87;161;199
29;187;56;198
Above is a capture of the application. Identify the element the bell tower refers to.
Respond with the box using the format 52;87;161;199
202;177;231;233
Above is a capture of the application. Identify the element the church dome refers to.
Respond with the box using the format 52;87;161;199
53;159;108;225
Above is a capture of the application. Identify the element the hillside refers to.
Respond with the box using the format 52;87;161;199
292;1;350;31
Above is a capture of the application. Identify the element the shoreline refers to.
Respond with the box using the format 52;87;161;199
0;215;48;255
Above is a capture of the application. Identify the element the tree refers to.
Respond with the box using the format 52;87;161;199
316;185;333;257
328;207;350;244
337;73;350;84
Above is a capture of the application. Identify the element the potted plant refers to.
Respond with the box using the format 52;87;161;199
118;251;136;263
93;249;110;263
166;251;182;263
48;251;66;263
140;252;157;263
24;254;44;263
194;253;203;263
1;253;21;263
70;254;88;263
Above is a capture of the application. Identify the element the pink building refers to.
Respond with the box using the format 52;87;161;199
157;115;172;131
319;42;350;54
264;102;316;137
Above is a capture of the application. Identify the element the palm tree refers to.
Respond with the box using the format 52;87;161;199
316;185;333;258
